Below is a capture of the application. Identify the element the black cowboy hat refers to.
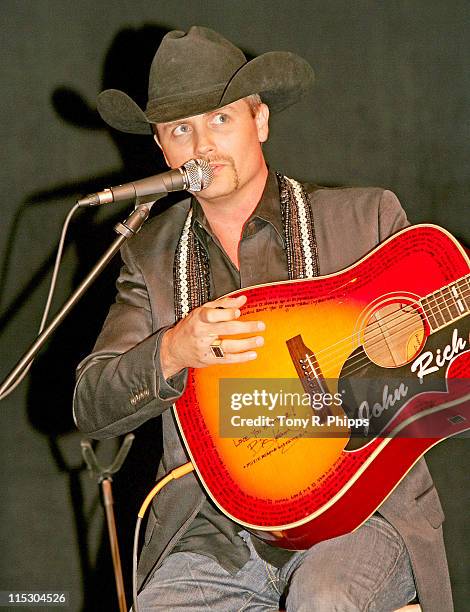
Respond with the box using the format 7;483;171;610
97;26;314;135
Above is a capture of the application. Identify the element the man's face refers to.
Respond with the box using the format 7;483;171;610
155;98;269;202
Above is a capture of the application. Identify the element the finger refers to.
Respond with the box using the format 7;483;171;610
212;319;266;336
209;295;247;309
201;305;242;324
223;350;258;363
220;336;264;354
201;295;248;323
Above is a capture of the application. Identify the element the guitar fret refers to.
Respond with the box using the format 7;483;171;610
439;288;453;322
422;274;470;331
428;293;445;328
422;300;439;331
458;277;470;310
452;283;469;314
442;287;459;320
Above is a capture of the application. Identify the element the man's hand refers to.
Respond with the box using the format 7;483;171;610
160;295;265;379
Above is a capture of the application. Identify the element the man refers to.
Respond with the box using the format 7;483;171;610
74;26;453;611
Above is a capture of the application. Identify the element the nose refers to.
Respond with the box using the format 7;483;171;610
193;125;216;158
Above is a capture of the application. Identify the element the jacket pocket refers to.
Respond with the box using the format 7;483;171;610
415;485;445;528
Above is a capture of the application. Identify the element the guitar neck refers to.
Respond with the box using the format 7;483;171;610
421;273;470;332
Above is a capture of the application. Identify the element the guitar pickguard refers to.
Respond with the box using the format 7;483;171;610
340;319;469;449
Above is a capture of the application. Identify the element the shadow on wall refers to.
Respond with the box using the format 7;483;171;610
1;24;264;610
2;25;183;611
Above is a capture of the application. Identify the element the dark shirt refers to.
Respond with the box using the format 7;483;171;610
172;171;299;571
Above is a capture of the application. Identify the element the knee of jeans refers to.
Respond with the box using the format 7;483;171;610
286;573;353;611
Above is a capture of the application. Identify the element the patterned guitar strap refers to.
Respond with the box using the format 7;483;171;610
173;173;319;320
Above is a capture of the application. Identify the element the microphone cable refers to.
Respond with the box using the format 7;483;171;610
0;203;81;400
132;461;195;612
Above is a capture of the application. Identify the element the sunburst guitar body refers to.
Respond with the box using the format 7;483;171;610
174;224;470;549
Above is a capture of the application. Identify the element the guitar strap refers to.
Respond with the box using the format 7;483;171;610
173;173;319;320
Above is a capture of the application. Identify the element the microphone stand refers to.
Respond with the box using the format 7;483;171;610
81;434;135;612
0;198;161;398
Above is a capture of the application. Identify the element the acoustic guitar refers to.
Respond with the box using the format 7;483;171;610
174;224;469;549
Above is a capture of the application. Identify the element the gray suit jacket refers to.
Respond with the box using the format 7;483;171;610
74;181;453;611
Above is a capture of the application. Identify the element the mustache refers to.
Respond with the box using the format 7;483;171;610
199;154;235;166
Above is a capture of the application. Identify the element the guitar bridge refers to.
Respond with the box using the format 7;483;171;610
286;334;333;421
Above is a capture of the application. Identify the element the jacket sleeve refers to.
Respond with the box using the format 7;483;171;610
378;189;410;240
73;241;187;439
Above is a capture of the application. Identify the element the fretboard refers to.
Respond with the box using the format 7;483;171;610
421;273;470;332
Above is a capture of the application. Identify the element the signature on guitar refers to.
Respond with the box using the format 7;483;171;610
358;383;409;435
411;328;467;381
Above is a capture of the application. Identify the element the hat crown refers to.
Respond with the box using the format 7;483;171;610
97;25;314;133
148;26;246;102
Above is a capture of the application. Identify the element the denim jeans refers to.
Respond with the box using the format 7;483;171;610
138;515;416;611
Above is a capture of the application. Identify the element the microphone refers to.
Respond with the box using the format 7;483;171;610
77;158;213;206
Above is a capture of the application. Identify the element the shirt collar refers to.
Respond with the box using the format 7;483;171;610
191;169;284;242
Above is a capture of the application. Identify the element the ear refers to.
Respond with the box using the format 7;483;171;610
255;103;270;143
153;133;171;167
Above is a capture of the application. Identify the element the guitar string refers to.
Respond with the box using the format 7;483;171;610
299;275;470;365
341;297;470;378
324;319;429;378
357;306;421;339
319;289;470;378
353;279;470;339
304;282;470;368
358;284;470;348
351;286;468;351
301;285;470;378
364;278;470;334
424;285;467;321
319;300;470;380
340;335;470;380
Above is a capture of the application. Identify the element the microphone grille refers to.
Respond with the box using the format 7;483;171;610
183;159;214;191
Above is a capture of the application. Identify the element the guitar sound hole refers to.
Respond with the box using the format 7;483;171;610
363;301;425;368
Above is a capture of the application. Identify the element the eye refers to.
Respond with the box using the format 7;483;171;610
172;124;191;136
212;113;229;125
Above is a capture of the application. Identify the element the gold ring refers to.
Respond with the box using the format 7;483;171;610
209;338;225;358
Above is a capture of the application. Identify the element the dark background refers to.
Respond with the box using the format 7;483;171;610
1;1;468;610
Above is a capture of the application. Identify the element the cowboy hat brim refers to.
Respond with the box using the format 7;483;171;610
97;51;314;135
